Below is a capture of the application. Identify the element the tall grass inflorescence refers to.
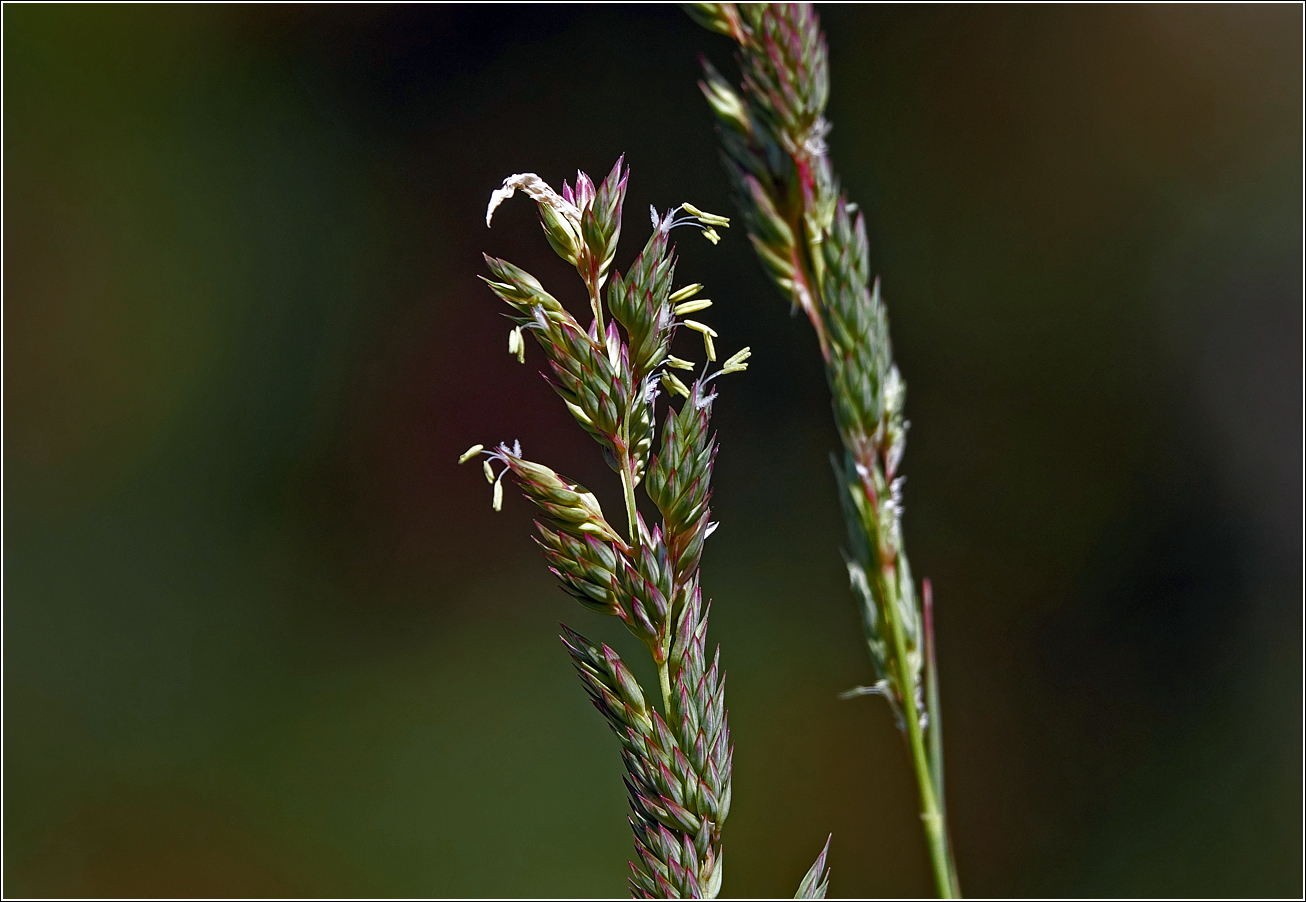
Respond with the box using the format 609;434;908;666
688;4;962;897
462;160;832;899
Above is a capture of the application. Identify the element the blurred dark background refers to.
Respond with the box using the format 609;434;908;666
5;4;1301;897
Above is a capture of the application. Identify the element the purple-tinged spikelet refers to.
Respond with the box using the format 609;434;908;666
464;160;748;897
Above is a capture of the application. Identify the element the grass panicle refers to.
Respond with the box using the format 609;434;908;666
690;4;961;897
466;159;829;898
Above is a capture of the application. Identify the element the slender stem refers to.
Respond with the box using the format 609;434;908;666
924;586;962;898
619;446;672;716
899;653;957;898
923;579;948;822
619;457;639;543
588;277;605;335
880;559;958;898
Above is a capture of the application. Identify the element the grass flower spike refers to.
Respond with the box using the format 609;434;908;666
690;4;962;897
464;158;830;898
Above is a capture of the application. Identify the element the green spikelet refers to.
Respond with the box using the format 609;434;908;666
692;4;959;897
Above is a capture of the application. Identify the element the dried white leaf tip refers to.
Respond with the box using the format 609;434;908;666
486;173;582;228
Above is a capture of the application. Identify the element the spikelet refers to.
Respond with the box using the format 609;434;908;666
692;5;958;896
465;158;751;897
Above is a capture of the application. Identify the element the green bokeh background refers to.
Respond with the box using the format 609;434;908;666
5;4;1301;897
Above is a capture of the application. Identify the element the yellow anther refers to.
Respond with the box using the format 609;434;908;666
673;298;713;316
665;356;695;371
483;460;496;484
668;283;704;304
661;371;691;399
458;444;485;464
682;319;718;337
722;346;752;371
701;228;721;245
682;203;731;228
